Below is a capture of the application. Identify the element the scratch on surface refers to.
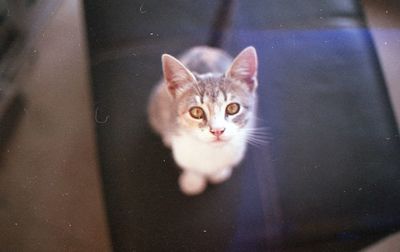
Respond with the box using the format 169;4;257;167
95;106;110;124
139;3;147;14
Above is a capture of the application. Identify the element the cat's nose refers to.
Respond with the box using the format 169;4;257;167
210;128;225;137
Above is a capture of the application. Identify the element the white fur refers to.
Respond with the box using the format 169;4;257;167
172;132;247;195
172;131;247;175
172;89;251;195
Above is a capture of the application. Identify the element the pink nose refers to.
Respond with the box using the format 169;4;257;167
210;128;225;137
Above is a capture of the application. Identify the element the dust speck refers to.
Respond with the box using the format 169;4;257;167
95;106;110;124
139;3;147;14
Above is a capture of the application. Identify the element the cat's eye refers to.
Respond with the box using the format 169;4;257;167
226;103;240;115
189;106;205;119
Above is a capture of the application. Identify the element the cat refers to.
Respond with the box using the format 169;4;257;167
148;46;258;196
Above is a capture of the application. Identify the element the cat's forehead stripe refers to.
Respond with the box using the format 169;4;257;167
179;73;253;114
195;96;202;104
227;93;233;101
221;88;227;101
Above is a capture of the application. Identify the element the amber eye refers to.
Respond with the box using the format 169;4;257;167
226;103;240;115
189;106;205;119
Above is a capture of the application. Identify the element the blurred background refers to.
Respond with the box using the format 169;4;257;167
0;0;400;251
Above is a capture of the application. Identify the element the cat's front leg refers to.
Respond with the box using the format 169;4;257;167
178;170;207;195
208;167;233;184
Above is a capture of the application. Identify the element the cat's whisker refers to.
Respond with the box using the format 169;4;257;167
244;127;269;130
247;137;273;144
254;118;267;123
243;126;271;131
244;126;274;148
242;127;274;141
249;135;274;141
246;131;273;137
246;137;270;148
246;132;273;142
249;136;271;141
245;131;273;137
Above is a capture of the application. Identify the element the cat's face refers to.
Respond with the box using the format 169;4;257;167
163;47;258;144
175;74;255;143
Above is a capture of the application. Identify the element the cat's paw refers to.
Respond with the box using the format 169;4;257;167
179;171;206;196
208;167;232;184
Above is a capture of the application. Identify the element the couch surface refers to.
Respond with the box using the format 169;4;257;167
84;0;400;251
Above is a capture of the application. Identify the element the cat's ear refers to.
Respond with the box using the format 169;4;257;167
162;54;196;97
226;46;258;92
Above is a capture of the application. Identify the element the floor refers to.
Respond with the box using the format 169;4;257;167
0;1;111;251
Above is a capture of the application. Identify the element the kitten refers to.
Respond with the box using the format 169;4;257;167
148;46;258;196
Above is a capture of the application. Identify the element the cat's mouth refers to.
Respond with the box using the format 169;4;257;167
212;137;228;143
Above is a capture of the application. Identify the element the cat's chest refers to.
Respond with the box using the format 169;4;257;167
171;134;246;174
